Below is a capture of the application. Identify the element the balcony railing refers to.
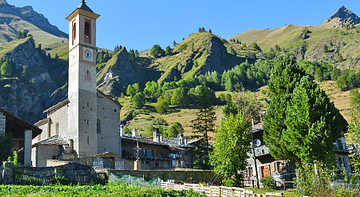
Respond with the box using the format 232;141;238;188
254;145;270;157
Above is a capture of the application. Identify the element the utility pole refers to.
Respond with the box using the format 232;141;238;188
251;116;260;189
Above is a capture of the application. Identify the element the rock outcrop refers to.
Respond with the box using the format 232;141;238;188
97;48;141;96
0;37;67;123
320;6;360;28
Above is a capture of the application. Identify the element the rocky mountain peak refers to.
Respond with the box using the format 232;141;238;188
320;6;360;28
0;0;7;5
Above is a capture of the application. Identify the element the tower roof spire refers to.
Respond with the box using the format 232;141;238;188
78;0;94;13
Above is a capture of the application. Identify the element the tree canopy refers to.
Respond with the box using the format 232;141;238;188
264;56;343;166
210;111;251;187
150;44;164;57
191;84;216;169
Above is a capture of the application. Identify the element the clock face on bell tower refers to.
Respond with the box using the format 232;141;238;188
83;47;93;62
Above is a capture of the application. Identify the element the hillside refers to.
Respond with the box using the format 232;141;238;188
0;37;67;122
0;0;67;45
230;6;360;69
320;6;360;28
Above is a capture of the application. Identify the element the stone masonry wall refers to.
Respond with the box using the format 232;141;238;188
0;112;5;135
107;169;223;184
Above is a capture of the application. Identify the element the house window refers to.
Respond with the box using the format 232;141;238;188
56;123;59;134
87;136;89;145
338;156;347;168
84;19;91;44
97;119;101;133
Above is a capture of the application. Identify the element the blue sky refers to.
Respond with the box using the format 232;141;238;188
7;0;360;51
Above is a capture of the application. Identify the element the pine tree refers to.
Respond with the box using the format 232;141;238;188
191;84;216;169
263;56;305;160
283;76;343;165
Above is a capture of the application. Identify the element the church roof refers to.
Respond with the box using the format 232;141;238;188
43;98;69;115
32;134;68;146
78;1;94;13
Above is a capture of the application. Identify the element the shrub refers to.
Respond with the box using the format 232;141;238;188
260;176;275;189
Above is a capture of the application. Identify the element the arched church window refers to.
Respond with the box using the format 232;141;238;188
84;19;91;44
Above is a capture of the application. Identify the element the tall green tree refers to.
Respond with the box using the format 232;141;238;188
263;56;306;160
150;44;164;57
191;84;216;169
223;90;263;122
171;87;188;107
348;90;360;178
1;61;12;77
165;46;172;55
132;92;145;109
283;76;343;165
210;111;251;187
155;96;169;114
126;84;136;98
167;122;184;138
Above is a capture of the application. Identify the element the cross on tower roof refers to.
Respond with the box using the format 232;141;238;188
82;0;85;3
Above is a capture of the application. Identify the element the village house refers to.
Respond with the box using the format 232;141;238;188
0;108;41;166
120;127;194;169
245;113;351;187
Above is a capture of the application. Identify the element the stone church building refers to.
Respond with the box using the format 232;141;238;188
32;1;122;167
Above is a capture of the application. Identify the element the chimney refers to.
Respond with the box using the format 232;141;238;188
251;116;254;127
132;128;138;137
184;137;187;145
69;139;74;153
160;134;163;142
153;127;159;142
178;134;184;145
120;125;124;136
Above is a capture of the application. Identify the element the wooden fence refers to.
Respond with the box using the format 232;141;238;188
161;180;286;197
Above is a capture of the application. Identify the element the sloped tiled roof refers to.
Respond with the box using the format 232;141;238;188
78;0;94;13
32;134;68;146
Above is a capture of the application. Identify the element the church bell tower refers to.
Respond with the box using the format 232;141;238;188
66;0;100;157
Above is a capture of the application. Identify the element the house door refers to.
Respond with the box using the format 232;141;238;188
261;165;271;178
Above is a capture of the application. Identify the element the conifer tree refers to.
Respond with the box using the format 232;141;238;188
283;76;342;165
263;56;305;160
191;84;216;169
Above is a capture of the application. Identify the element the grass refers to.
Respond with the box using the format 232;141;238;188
121;79;355;143
231;24;360;69
0;184;204;197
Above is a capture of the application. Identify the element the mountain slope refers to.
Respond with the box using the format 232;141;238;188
320;6;360;28
0;0;67;45
0;37;67;122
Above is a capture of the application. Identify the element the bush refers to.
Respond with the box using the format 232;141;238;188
260;176;275;189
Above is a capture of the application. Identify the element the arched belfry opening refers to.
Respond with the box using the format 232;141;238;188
84;19;91;44
72;22;76;45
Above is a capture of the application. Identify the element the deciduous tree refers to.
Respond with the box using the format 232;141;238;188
210;111;251;187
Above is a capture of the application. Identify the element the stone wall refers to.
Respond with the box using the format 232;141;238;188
107;169;223;184
96;95;121;155
0;112;5;135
